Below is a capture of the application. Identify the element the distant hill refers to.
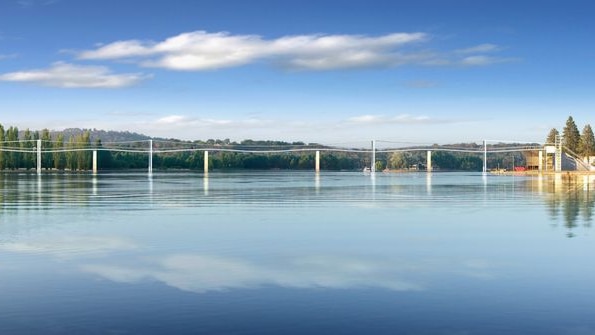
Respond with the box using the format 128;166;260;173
55;128;153;143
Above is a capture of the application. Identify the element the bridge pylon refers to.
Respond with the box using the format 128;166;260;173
36;139;42;174
482;140;487;174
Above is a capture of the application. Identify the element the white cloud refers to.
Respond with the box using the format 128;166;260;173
0;62;151;88
348;114;384;124
449;44;517;66
155;115;190;124
147;114;273;131
347;114;438;125
460;55;516;66
456;43;501;54
77;30;430;71
76;30;519;72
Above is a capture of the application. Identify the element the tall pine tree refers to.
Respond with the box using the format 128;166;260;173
546;128;559;144
562;116;581;153
579;124;595;158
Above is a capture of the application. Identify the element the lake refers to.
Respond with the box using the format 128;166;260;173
1;171;594;334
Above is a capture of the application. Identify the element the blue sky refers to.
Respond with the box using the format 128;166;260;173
0;0;593;145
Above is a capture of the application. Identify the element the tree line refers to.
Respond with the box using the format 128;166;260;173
0;125;101;171
0;123;529;172
0;124;367;171
383;148;525;172
546;116;595;157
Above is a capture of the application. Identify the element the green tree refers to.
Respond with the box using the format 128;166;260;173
388;152;410;169
433;151;458;170
53;133;66;170
579;124;595;158
563;116;581;153
66;136;77;170
297;153;313;169
459;155;483;171
546;128;559;144
21;129;34;170
185;151;204;170
6;126;20;169
321;154;340;170
41;129;53;169
62;131;93;171
95;139;113;169
77;131;92;170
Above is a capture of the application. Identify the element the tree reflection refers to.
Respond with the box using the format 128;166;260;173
537;175;595;237
581;191;594;228
0;173;97;211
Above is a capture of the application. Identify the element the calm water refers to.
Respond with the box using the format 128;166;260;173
1;171;594;334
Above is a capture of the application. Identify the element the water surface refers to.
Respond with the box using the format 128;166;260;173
1;171;594;334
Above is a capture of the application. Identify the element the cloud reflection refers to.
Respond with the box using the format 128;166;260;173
82;253;424;293
0;235;138;258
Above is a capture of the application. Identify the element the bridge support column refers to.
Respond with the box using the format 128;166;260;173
538;150;543;172
427;150;432;172
148;139;153;174
204;151;209;173
315;151;320;172
371;140;376;172
483;140;487;174
36;139;42;174
93;150;98;174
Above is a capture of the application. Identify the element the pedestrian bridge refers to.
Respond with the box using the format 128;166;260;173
0;139;582;174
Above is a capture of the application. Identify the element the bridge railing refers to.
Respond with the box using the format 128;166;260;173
0;138;553;174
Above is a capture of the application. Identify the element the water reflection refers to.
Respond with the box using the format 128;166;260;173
81;253;424;293
36;174;42;206
2;171;595;238
0;235;138;257
3;172;595;334
92;175;98;196
524;174;595;237
202;173;209;195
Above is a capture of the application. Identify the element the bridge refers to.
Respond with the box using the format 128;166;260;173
0;138;584;174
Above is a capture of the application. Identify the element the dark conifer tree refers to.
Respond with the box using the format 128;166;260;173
546;128;559;144
562;116;581;153
579;124;595;158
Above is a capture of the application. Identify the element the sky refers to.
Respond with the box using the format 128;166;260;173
0;0;593;146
